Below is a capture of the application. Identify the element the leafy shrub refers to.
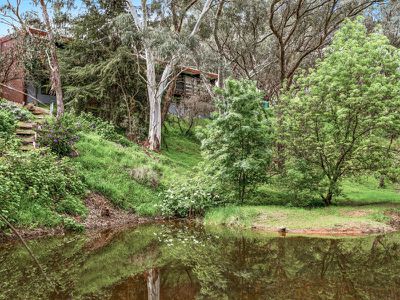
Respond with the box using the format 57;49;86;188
56;195;88;217
63;217;85;232
160;174;224;218
0;110;19;154
76;112;132;146
0;99;33;121
0;150;86;228
0;110;16;139
199;79;272;204
37;115;80;157
129;166;161;189
278;159;326;207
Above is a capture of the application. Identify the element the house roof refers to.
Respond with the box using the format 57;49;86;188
0;27;71;42
181;67;218;80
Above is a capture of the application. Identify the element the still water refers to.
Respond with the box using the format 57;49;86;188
0;222;399;299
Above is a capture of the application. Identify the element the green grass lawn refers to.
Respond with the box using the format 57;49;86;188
74;130;201;216
204;205;398;230
338;177;400;205
205;177;400;233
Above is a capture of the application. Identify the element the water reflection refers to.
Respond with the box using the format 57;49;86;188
0;223;399;299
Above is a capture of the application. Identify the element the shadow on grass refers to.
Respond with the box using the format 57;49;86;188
335;200;400;208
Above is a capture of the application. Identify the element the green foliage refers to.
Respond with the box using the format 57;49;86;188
0;150;86;228
0;110;18;153
37;115;80;157
37;112;133;157
280;19;400;206
63;217;85;232
57;195;88;217
0;99;33;121
200;79;272;204
277;159;326;207
60;1;148;140
0;109;19;157
160;174;224;218
0;110;17;137
75;112;132;146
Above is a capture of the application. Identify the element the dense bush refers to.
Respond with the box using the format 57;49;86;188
199;79;272;204
37;115;80;157
0;150;86;228
0;99;33;121
278;159;327;207
76;112;132;146
0;110;19;155
0;110;16;140
160;174;224;218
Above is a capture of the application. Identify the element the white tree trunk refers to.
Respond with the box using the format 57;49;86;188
39;0;64;119
145;49;161;150
145;48;175;151
127;0;212;150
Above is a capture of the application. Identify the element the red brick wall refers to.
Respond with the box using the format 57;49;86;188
0;36;26;104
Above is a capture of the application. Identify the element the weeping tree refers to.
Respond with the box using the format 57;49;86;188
280;19;400;206
126;0;213;151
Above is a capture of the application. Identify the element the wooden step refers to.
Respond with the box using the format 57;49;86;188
17;122;35;129
19;136;35;144
16;129;36;136
24;103;50;115
20;144;35;151
32;110;48;116
32;107;50;115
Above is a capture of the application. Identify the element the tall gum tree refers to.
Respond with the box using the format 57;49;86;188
126;0;212;151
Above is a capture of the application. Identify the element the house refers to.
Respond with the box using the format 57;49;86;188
174;67;218;98
0;28;61;105
0;29;218;106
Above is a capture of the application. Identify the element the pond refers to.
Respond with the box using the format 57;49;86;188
0;222;399;299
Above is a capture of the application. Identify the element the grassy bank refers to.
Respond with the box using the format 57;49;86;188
73;127;201;216
0;100;202;232
205;177;400;234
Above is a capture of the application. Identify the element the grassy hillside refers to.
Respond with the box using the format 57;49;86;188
74;128;201;216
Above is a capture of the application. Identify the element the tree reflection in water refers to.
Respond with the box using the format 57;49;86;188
0;223;399;299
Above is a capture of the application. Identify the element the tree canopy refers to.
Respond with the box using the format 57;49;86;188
280;18;400;205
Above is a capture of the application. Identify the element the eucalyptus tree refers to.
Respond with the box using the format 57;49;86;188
126;0;213;151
